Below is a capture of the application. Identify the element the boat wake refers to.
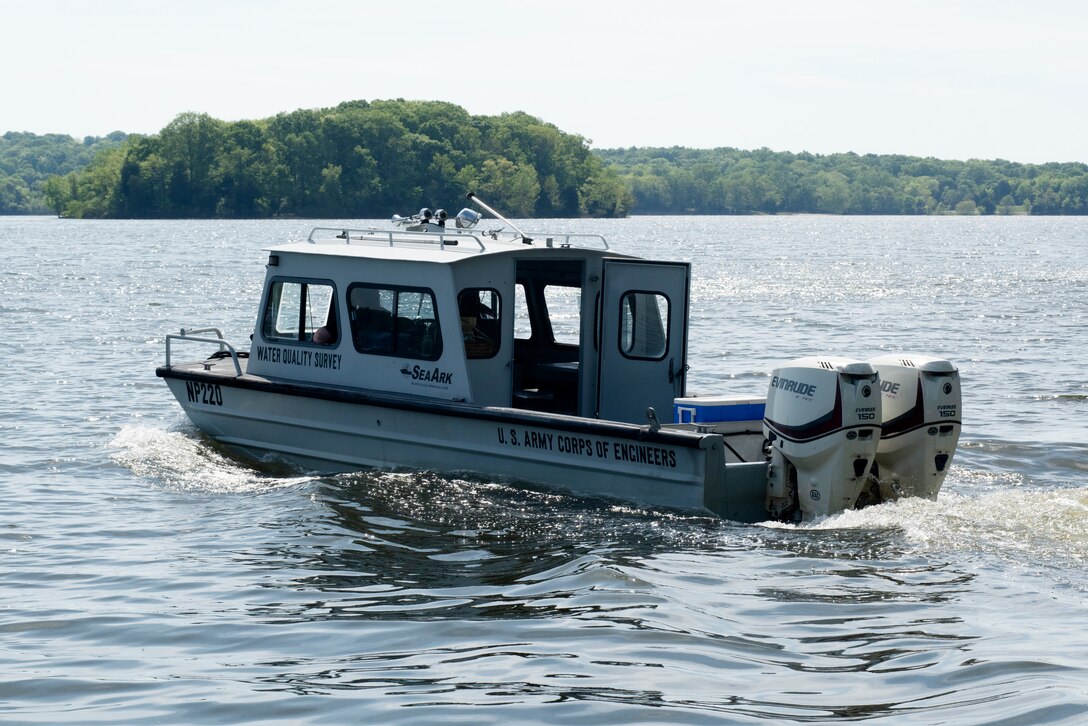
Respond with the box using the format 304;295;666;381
109;419;1088;594
789;476;1088;582
110;423;315;494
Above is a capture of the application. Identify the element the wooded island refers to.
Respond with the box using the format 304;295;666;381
2;100;1086;217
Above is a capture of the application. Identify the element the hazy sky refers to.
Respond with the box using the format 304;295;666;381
3;0;1085;163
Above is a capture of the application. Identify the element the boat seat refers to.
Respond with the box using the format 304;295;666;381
352;307;394;353
513;387;555;410
396;317;427;357
475;318;500;344
463;317;499;358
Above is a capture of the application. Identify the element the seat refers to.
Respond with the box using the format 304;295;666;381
350;288;394;353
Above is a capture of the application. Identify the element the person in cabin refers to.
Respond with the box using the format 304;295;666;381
313;324;335;345
313;299;338;345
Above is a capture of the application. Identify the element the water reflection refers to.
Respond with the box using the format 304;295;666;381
243;471;738;623
228;469;1009;713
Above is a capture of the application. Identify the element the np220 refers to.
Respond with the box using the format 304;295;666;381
185;381;223;406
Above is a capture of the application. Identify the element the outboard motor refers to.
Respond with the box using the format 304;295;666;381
866;354;961;501
763;357;881;521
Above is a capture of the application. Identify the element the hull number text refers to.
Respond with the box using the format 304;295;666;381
185;381;223;406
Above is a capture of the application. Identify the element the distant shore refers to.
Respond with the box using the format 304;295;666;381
6;101;1087;218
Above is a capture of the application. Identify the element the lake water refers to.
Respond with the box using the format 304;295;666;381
3;214;1087;724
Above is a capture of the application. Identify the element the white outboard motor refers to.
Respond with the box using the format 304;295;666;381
867;354;962;501
763;357;882;521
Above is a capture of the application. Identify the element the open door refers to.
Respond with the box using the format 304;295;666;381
596;259;690;424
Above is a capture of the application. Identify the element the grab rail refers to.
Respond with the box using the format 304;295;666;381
165;327;244;377
308;227;487;252
306;227;610;252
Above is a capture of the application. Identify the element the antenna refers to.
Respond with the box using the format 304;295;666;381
466;192;533;245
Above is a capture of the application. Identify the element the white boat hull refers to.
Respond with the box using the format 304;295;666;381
159;362;770;522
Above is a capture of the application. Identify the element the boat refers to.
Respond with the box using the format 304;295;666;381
157;194;962;522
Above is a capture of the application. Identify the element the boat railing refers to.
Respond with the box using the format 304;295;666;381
308;227;488;252
165;327;244;377
307;227;610;252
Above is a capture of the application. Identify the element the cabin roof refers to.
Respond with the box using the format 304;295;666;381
266;226;620;266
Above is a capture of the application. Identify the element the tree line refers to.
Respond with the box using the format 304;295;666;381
4;101;1088;218
599;146;1088;215
38;101;631;219
0;131;127;214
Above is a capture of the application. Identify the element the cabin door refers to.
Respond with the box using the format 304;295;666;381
596;259;690;424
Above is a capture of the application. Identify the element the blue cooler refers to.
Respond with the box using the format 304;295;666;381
673;395;766;425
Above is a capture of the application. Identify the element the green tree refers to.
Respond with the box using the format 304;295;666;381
813;171;850;214
46;145;125;218
578;167;633;217
0;131;127;213
478;157;540;217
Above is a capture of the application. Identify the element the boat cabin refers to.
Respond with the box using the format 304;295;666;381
247;225;691;425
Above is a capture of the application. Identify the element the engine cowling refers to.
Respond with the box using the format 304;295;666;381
763;357;881;521
867;354;961;500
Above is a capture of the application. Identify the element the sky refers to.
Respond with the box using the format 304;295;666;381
3;0;1086;164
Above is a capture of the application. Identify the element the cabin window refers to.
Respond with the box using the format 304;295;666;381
619;291;669;360
543;284;581;346
261;278;339;345
347;283;441;360
458;288;500;359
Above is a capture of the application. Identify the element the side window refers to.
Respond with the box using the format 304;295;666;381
458;288;501;359
619;291;669;360
543;284;581;346
348;283;441;360
261;279;339;345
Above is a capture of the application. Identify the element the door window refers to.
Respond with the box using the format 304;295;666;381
619;291;669;360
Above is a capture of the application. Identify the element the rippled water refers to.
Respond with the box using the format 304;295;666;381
3;215;1087;723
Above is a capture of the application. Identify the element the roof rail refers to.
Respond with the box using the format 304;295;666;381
308;227;489;251
306;227;610;252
